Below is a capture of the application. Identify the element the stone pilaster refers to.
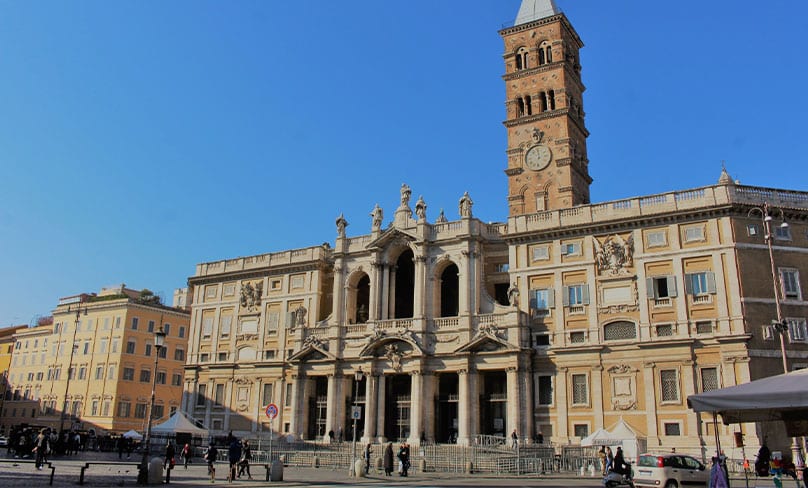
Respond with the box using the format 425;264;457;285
408;370;423;445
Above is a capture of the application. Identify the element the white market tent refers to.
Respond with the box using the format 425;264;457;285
687;367;808;429
581;428;620;447
580;419;646;460
122;429;143;440
151;411;209;437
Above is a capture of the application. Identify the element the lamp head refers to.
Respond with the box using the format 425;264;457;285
154;327;167;348
780;221;789;229
355;367;364;382
764;215;773;222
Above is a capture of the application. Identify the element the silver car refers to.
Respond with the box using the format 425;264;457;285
633;453;709;488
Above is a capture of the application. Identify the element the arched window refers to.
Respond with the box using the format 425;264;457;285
539;92;548;112
346;272;370;324
548;90;556;110
439;263;459;317
516;98;525;117
603;321;637;341
393;249;415;319
538;48;545;66
525;95;532;115
539;42;552;65
515;47;529;70
546;45;553;63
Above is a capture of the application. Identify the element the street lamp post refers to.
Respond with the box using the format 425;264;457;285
749;202;804;473
138;326;166;485
349;367;364;476
60;303;86;436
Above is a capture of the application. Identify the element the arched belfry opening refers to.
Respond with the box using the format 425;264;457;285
393;249;415;319
439;263;459;317
346;272;371;324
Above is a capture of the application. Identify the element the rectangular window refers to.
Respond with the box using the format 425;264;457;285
220;315;232;338
573;424;589;438
178;326;185;339
117;401;131;418
685;272;716;296
537;375;552;405
646;230;667;247
78;366;87;380
684;225;705;242
202;315;214;339
529;289;554;314
148;320;155;333
99;339;108;354
494;263;509;273
569;331;586;343
563;284;589;307
695;321;713;334
663;423;681;436
262;383;274;405
107;365;116;380
158;346;167;359
156;371;166;385
83;341;90;355
746;224;759;237
196;384;207;407
135;403;147;419
270;279;282;291
111;339;119;353
123;367;135;381
163;323;171;336
775;225;792;241
532;246;550;261
264;350;276;360
200;353;210;362
172;373;182;386
145;344;152;357
91;400;99;416
571;374;588;405
140;369;151;383
102;400;110;416
126;341;136;354
700;367;719;392
647;276;678;300
787;318;808;343
762;324;775;341
95;366;104;380
533;333;551;348
214;384;225;406
561;242;581;256
152;405;164;419
780;269;802;299
655;324;674;337
174;348;185;361
660;369;680;402
267;311;280;331
103;318;110;330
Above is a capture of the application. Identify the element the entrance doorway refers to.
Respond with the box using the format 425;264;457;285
480;371;507;437
435;373;459;443
383;374;411;442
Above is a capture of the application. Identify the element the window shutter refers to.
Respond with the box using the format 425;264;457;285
529;290;538;309
547;289;555;308
667;276;678;297
706;272;717;294
285;312;296;328
582;285;590;305
684;274;693;295
562;286;570;306
646;278;655;299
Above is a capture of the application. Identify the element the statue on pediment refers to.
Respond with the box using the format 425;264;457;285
370;204;383;231
459;192;473;218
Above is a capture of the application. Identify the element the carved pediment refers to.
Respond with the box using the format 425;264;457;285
288;335;335;362
359;330;424;363
367;228;418;251
455;324;517;353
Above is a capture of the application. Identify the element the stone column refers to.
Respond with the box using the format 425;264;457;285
457;369;470;445
459;250;473;316
422;372;436;443
375;375;386;442
408;371;423;445
388;266;397;319
370;261;381;321
520;366;534;442
413;254;427;319
380;265;390;320
288;373;304;439
325;373;338;438
331;261;345;325
362;373;378;443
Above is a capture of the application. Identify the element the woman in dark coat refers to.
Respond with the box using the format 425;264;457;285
383;443;394;476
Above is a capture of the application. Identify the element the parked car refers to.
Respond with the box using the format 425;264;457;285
633;453;709;488
0;435;8;447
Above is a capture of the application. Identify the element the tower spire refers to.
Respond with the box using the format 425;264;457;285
515;0;561;26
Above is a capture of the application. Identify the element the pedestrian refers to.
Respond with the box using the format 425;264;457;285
204;442;218;483
237;440;252;480
364;443;372;475
613;446;628;476
164;442;176;484
227;437;241;483
599;446;608;475
605;446;614;473
383;442;394;476
511;429;519;449
397;442;410;476
182;443;191;469
33;429;49;471
328;429;334;443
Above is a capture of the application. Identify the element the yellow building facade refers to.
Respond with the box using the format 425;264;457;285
2;285;190;434
179;0;808;458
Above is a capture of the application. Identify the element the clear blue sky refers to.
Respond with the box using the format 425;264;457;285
2;0;806;327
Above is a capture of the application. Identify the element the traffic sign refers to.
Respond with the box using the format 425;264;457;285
265;403;278;419
351;406;361;419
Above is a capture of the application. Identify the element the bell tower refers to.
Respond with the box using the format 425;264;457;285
500;0;592;215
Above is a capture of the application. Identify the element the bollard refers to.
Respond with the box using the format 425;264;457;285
419;458;427;473
579;465;585;477
465;461;474;474
270;459;284;481
148;457;163;484
354;459;365;477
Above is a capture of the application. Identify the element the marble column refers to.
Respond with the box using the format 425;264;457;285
370;261;381;321
331;261;345;325
375;375;386;442
422;373;436;443
380;265;390;320
413;254;427;319
457;369;470;445
408;371;423;445
363;374;378;443
325;373;338;438
506;367;519;438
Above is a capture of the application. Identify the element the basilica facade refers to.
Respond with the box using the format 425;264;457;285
180;0;808;454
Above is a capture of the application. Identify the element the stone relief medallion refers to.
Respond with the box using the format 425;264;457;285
593;234;634;276
385;343;404;372
608;364;637;411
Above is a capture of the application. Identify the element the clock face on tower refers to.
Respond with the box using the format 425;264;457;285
525;144;552;171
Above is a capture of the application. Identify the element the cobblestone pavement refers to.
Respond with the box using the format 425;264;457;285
0;450;790;487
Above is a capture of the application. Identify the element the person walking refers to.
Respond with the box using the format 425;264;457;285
383;442;394;476
164;442;176;484
181;443;191;469
33;429;49;471
204;443;218;483
227;437;241;483
598;446;608;475
605;446;614;473
237;440;252;480
511;429;519;449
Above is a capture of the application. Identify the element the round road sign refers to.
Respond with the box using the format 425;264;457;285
265;403;278;419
